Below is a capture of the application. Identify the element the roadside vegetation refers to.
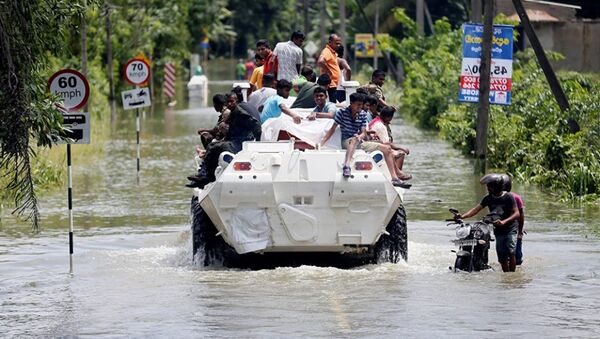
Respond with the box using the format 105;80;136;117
381;9;600;202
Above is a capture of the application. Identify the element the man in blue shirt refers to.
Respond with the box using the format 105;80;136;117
260;79;302;124
320;93;408;188
307;87;337;119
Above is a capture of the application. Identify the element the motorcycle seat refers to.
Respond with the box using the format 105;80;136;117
456;250;471;258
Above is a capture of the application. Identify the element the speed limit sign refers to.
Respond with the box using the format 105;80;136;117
123;58;151;85
47;69;90;111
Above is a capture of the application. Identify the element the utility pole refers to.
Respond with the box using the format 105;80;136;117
340;0;346;51
471;0;482;22
303;0;310;41
511;0;579;133
320;0;326;47
373;0;379;69
474;0;494;174
105;4;116;126
416;0;425;36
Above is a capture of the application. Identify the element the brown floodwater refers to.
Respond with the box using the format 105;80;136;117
1;65;599;337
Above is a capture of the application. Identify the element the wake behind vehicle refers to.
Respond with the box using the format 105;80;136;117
446;208;498;272
191;138;409;269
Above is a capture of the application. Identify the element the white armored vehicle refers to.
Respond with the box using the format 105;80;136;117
191;138;408;269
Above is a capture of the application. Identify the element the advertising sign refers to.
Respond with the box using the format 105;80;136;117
458;24;514;105
354;33;389;58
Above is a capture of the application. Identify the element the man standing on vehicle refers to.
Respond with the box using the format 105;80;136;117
256;40;274;83
317;34;342;103
271;31;304;81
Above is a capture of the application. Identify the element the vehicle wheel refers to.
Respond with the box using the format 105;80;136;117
191;196;229;266
375;204;408;263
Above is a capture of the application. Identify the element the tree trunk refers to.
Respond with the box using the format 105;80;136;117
105;5;116;126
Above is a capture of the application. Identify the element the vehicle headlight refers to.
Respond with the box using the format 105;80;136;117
456;225;471;239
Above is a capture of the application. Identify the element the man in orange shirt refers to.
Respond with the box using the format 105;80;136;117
317;34;342;103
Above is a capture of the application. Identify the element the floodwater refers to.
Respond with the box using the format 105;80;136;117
2;98;600;337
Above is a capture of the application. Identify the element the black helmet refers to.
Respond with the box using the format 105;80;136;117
483;174;504;194
500;173;512;191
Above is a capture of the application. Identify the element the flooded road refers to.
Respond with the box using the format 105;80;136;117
1;102;600;337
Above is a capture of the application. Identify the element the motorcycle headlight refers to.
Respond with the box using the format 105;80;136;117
456;225;471;239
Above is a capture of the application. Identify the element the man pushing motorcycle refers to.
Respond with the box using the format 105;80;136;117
455;175;520;272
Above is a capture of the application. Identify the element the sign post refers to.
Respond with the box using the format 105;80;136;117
122;58;151;178
48;69;90;273
458;23;514;105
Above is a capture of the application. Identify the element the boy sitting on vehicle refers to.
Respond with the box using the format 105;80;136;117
456;175;520;272
368;106;411;181
260;79;303;124
319;93;410;188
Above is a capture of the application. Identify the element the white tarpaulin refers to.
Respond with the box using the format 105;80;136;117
261;110;342;149
227;208;271;254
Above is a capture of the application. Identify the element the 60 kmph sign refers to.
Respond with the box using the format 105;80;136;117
47;69;90;111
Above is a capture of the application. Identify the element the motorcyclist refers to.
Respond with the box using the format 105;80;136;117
456;175;520;272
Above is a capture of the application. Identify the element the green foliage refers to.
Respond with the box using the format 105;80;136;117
382;12;600;202
381;15;461;128
0;0;83;228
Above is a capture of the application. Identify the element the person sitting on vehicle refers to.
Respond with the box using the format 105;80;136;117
368;106;411;181
186;91;262;188
197;93;230;149
289;65;313;96
364;95;379;122
456;175;520;272
500;174;525;265
291;73;332;109
248;73;276;112
319;93;410;188
307;87;337;119
360;69;389;107
260;79;303;124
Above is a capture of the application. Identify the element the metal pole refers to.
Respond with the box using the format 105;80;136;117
474;0;494;174
511;0;579;133
67;144;73;273
373;0;379;69
136;108;140;176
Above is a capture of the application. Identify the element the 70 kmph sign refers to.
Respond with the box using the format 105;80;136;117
124;58;151;86
47;69;90;111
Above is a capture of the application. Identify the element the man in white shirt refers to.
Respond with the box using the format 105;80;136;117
271;31;304;81
248;73;277;112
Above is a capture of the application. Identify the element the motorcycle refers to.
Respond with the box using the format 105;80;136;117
446;208;498;272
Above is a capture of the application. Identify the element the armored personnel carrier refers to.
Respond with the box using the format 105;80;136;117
191;138;408;269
